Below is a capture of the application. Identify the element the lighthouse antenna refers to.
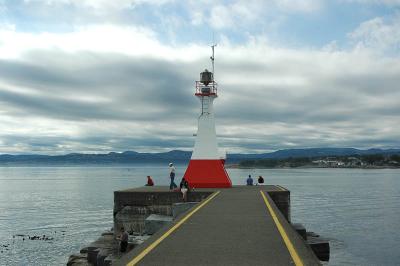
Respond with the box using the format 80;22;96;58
210;43;217;82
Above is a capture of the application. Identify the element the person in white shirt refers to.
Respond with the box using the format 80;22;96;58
169;163;177;190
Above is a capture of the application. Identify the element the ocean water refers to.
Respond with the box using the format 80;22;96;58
0;165;399;265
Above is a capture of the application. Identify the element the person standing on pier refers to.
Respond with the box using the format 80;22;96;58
169;163;178;190
118;227;129;253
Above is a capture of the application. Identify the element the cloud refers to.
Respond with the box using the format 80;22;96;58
342;0;400;6
275;0;322;13
1;23;399;154
0;52;198;121
189;0;322;31
348;14;400;53
0;4;399;154
14;0;173;15
0;0;176;31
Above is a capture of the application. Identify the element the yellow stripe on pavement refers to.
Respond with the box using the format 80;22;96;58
260;190;304;266
127;190;221;266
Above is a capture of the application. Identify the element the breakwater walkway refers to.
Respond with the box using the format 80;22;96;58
116;186;320;266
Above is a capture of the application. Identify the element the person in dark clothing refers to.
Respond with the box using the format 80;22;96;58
246;175;253;186
118;227;129;252
180;177;190;201
257;175;264;185
145;175;154;186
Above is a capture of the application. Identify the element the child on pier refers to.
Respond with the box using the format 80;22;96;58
180;177;190;201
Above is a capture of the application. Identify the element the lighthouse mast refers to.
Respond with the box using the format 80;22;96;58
211;43;216;81
183;46;232;188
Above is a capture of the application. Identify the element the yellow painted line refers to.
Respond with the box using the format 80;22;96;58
127;191;221;266
260;190;304;266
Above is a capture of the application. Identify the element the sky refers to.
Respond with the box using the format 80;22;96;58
0;0;399;154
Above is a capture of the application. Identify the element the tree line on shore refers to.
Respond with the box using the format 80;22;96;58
239;154;400;168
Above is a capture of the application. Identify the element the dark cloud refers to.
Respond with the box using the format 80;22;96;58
0;52;199;122
1;43;399;154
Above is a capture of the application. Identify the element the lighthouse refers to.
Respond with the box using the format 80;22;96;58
183;47;232;188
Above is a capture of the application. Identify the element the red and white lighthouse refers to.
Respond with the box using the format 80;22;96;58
183;47;232;188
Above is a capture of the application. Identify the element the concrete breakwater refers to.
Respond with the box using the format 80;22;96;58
113;187;213;235
68;186;329;265
67;188;213;265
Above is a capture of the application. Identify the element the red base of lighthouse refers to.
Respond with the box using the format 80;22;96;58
183;159;232;188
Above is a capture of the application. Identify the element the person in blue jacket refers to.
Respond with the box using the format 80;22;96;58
246;175;253;186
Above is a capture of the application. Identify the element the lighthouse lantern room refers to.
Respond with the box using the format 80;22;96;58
183;47;232;188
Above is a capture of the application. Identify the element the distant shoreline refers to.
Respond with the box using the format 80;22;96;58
225;164;400;169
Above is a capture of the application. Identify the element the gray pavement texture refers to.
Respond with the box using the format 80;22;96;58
117;186;320;266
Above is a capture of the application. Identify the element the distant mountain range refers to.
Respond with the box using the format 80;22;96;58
1;148;400;165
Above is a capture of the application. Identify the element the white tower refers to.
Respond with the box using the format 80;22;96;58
192;70;219;159
183;47;232;188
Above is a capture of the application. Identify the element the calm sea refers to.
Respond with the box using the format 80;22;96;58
0;165;399;265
